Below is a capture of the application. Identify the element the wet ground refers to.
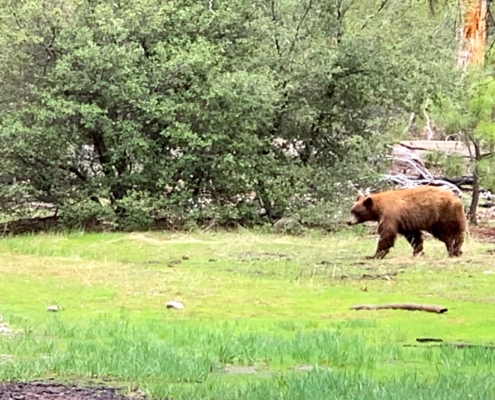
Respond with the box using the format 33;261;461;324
0;381;145;400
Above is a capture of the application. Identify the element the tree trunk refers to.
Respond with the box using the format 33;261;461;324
468;140;482;225
453;0;487;226
468;172;480;225
457;0;488;68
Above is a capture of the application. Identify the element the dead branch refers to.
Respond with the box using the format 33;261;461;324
446;342;495;350
403;112;416;135
386;155;433;179
395;141;491;160
360;0;389;31
426;175;474;186
423;108;434;140
381;173;463;198
416;337;443;343
388;173;476;188
415;337;495;350
349;303;448;314
405;342;495;350
397;142;470;158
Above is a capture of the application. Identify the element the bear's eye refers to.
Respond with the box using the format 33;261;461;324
352;209;367;218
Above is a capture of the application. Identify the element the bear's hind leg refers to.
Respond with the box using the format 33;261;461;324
404;231;424;256
432;224;464;257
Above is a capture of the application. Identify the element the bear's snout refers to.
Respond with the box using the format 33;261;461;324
346;215;359;226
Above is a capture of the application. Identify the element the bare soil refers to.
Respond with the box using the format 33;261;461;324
469;225;495;242
0;381;146;400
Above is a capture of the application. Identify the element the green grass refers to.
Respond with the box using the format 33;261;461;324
1;227;495;399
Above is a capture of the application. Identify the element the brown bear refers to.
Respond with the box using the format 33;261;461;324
347;185;466;259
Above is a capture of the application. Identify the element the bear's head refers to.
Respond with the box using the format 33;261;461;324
347;194;377;225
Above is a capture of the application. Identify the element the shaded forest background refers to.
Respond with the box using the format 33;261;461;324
0;0;494;232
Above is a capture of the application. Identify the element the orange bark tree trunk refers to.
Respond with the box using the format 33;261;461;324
457;0;488;226
457;0;488;68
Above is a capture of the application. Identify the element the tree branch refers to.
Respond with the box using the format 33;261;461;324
270;0;282;57
350;303;447;314
360;0;389;31
286;0;314;56
59;165;87;181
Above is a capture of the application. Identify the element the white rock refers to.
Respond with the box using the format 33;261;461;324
483;271;495;275
47;305;59;312
165;301;184;310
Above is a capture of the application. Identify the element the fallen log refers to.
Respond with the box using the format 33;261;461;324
349;303;448;314
446;342;495;350
382;174;463;197
408;176;474;186
416;338;443;343
405;342;495;350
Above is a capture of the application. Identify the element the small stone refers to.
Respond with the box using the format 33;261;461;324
168;259;182;267
165;301;184;310
272;214;303;235
47;305;59;312
293;365;315;372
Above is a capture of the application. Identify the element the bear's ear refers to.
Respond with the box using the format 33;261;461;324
355;189;365;201
363;197;373;208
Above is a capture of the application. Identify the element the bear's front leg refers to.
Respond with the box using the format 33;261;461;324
447;233;464;257
367;223;397;259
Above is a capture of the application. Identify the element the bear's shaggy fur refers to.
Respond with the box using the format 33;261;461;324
347;186;466;259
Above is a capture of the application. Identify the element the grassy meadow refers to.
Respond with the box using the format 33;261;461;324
1;226;495;399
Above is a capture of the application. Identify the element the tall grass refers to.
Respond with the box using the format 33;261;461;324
1;315;495;399
178;370;495;400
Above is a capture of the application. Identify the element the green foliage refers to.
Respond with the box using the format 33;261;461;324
432;68;495;202
0;0;462;229
423;151;465;177
58;200;117;231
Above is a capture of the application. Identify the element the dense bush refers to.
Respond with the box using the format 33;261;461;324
0;0;459;230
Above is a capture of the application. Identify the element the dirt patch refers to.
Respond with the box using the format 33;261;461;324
333;271;403;281
0;381;145;400
469;225;495;242
0;315;21;337
235;251;290;261
293;365;316;372
222;365;258;374
129;233;212;245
